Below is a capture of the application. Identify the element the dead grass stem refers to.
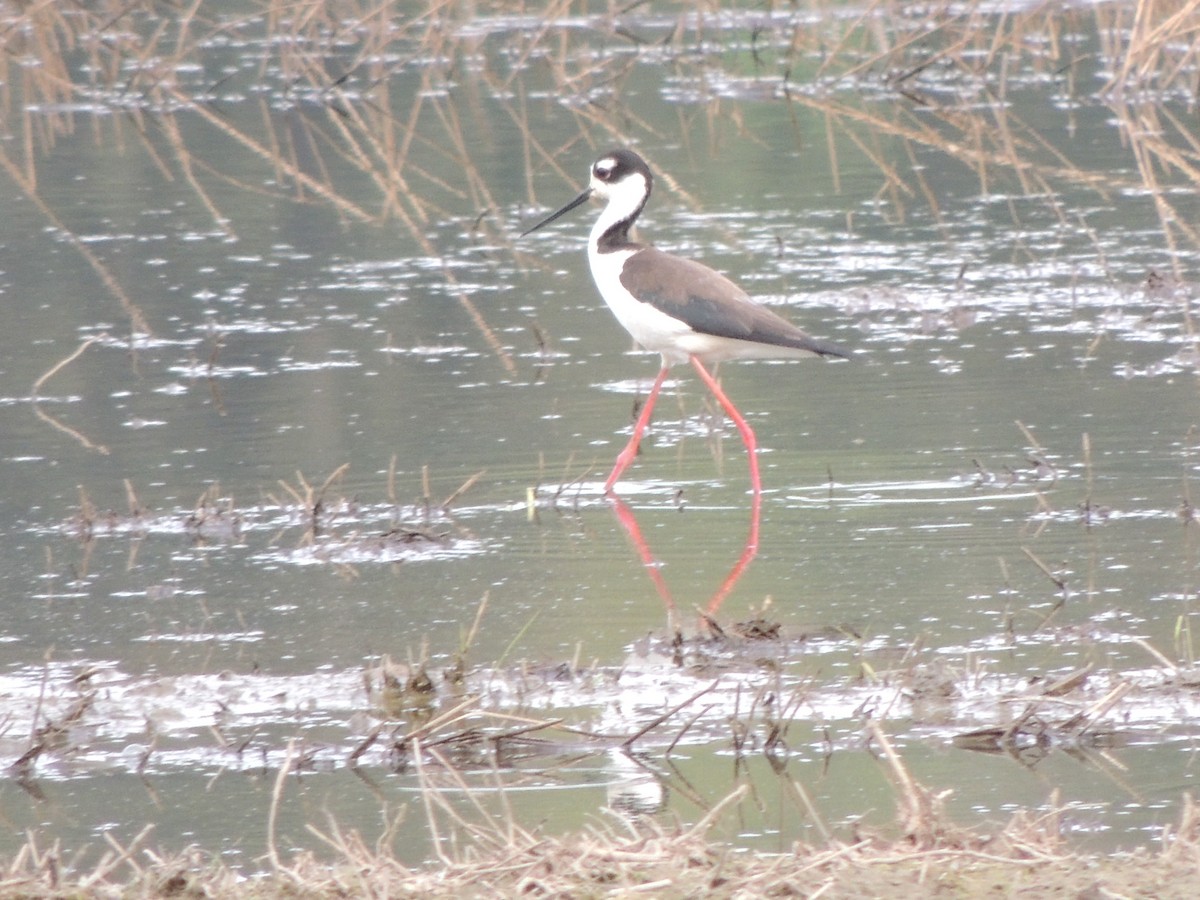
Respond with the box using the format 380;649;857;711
4;767;1200;897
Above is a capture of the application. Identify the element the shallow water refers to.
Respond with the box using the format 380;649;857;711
2;0;1200;867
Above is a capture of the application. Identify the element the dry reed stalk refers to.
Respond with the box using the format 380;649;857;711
28;334;112;455
1106;0;1200;95
5;781;1200;895
0;139;154;335
867;719;957;849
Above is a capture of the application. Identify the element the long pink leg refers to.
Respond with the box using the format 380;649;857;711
604;366;669;494
690;356;762;496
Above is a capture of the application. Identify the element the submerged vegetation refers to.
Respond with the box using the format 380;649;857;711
5;0;1200;895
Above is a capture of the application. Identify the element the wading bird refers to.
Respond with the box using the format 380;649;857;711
522;149;849;495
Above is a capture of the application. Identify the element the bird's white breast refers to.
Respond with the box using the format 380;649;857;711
587;245;696;365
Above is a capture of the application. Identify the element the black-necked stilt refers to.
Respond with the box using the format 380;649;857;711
522;148;849;495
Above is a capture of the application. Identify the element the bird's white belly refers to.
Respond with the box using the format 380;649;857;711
589;248;696;365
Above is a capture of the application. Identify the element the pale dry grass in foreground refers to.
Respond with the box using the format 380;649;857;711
6;792;1200;898
5;728;1200;898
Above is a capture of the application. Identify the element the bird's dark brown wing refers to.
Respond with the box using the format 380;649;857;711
619;247;848;358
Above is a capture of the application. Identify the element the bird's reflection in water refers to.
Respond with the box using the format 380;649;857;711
608;490;761;636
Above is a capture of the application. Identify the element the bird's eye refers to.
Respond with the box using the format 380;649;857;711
594;160;615;181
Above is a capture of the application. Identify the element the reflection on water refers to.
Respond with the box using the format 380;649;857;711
1;0;1200;869
610;492;761;630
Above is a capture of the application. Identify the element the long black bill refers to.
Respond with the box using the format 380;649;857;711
520;188;593;237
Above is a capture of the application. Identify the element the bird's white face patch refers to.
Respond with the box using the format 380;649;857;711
592;155;618;185
589;168;649;237
590;157;645;198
